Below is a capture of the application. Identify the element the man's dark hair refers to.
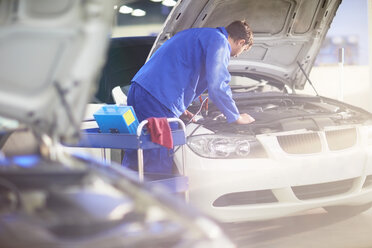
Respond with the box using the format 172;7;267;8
225;20;253;47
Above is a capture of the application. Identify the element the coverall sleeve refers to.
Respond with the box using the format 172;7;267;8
205;38;240;123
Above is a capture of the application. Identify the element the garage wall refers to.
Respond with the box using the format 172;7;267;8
303;65;371;112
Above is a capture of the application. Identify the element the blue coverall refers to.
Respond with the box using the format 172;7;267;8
122;27;240;174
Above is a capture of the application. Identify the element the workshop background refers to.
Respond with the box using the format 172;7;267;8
112;0;372;112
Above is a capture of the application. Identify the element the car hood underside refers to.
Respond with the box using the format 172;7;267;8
151;0;342;90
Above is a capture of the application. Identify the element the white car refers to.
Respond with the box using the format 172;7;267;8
151;0;372;222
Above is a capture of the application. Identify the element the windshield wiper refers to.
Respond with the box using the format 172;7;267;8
297;61;319;96
231;81;268;91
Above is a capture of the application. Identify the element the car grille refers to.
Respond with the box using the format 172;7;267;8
277;128;357;154
325;128;357;151
212;190;277;207
292;178;355;200
277;133;321;154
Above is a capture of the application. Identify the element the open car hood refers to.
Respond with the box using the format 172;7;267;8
0;0;114;142
150;0;341;90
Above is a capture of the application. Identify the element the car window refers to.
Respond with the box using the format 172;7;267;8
230;75;286;93
92;0;177;104
230;75;260;87
0;116;19;133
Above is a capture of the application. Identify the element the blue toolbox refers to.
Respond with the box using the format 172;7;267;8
93;105;139;134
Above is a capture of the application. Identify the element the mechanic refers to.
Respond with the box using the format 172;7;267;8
123;20;255;174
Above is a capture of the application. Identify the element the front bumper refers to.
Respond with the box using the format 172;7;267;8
174;126;372;222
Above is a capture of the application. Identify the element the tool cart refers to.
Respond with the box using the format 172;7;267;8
69;117;189;198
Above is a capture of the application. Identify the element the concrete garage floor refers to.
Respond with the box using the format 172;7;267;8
222;208;372;248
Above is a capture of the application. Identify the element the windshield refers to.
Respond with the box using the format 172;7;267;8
230;75;289;94
0;117;20;133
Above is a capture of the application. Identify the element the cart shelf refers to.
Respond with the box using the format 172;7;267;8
68;118;188;196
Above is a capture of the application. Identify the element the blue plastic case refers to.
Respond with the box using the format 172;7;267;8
93;105;139;134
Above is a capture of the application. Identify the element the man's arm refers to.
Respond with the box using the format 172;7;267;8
204;38;238;122
180;109;195;123
204;36;254;124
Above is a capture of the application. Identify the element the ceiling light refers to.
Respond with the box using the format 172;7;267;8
150;0;163;2
119;5;133;14
113;5;118;10
162;0;176;7
131;9;146;17
332;36;343;45
347;35;358;44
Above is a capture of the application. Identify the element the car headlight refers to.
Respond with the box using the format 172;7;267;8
187;134;267;159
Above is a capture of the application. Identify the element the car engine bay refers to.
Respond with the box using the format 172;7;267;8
188;93;372;135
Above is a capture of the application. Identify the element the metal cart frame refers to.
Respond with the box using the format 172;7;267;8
69;118;188;196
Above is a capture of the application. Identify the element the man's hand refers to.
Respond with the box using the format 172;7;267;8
180;110;195;122
235;113;255;124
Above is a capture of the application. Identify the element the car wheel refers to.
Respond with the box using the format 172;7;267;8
324;203;372;217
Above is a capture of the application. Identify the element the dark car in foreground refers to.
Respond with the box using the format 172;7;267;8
0;0;234;247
